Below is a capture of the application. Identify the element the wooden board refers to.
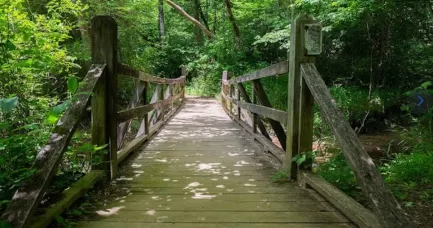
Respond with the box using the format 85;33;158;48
301;172;381;228
118;63;185;84
30;171;104;228
76;98;351;228
229;61;288;84
78;222;354;228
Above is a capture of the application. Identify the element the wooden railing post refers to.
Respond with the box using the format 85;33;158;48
285;14;317;179
143;82;149;135
170;83;174;112
237;87;241;120
160;84;165;120
227;72;234;115
91;16;118;179
252;83;257;133
181;66;187;99
221;71;228;109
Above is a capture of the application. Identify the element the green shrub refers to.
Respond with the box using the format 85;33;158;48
329;86;400;121
382;152;433;186
317;153;361;200
187;74;221;97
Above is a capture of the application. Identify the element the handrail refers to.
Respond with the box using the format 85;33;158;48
2;16;188;228
228;60;288;85
118;63;186;84
221;14;409;228
300;62;408;226
117;92;184;123
1;64;106;228
222;93;287;125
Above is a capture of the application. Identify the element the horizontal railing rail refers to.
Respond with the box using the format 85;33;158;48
227;60;288;85
118;63;186;84
221;93;287;125
116;92;184;123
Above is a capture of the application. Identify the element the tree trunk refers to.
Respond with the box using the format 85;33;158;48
199;2;210;31
158;0;165;41
193;0;204;44
165;0;215;39
224;0;242;49
213;0;217;34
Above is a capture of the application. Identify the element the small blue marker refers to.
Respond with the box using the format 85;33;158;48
416;95;424;106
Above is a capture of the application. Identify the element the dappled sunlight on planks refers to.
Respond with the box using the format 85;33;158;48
77;98;352;227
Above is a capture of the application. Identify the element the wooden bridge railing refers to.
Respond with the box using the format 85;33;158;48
221;14;409;228
1;16;186;228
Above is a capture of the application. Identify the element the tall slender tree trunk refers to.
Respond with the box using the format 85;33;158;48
199;3;210;30
193;0;204;44
158;0;165;41
213;0;218;34
224;0;242;49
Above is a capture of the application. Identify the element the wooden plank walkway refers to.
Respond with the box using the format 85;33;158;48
77;98;354;228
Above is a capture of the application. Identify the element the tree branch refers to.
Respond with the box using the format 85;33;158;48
166;0;215;39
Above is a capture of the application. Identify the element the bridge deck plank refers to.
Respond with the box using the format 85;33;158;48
77;98;352;227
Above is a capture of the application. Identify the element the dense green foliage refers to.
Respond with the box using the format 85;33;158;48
1;0;433;225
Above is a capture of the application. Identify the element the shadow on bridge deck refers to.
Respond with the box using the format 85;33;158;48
76;98;354;228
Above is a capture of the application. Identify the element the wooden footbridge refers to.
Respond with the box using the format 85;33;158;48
1;15;409;228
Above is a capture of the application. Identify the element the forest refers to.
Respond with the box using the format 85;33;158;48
1;0;433;227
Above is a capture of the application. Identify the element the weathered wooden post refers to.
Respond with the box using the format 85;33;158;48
91;16;118;179
181;66;187;99
237;87;241;120
222;71;229;110
160;84;165;121
252;83;257;133
285;14;318;179
227;74;234;115
143;82;149;135
171;83;175;112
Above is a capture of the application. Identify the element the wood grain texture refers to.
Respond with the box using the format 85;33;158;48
223;94;287;125
117;82;146;149
118;63;185;84
223;103;285;163
30;171;104;228
300;63;409;228
286;15;312;178
300;172;381;228
76;98;351;228
91;16;118;178
236;82;270;139
117;93;183;123
229;61;288;84
1;64;106;228
252;80;287;149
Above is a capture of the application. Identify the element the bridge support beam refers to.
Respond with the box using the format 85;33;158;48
91;16;118;180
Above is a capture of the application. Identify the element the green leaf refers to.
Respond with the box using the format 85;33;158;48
67;77;79;94
0;97;19;113
53;100;71;115
5;40;16;51
296;154;307;165
77;143;94;152
0;122;9;130
55;215;65;224
94;144;108;151
421;81;432;90
46;112;59;125
0;220;12;228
